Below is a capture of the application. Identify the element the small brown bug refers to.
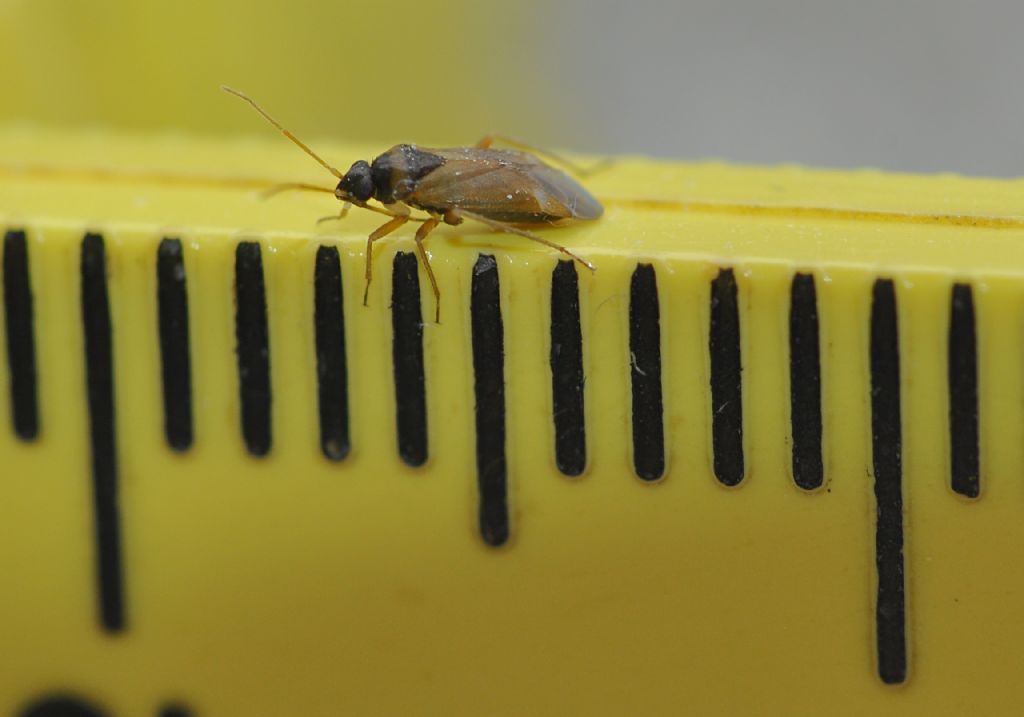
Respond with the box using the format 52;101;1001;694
223;86;602;321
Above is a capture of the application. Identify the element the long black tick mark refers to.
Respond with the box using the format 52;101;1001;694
18;695;194;717
789;273;823;489
314;245;351;461
472;254;509;546
391;252;428;466
870;278;907;685
948;283;979;498
157;238;194;452
710;268;744;485
81;233;125;633
550;260;586;476
629;264;664;481
19;695;106;717
234;242;272;457
3;229;39;441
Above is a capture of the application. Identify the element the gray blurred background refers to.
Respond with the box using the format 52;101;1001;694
542;0;1024;176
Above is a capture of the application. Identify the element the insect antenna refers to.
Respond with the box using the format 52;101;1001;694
259;182;337;199
222;86;343;179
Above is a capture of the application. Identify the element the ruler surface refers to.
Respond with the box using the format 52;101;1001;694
2;128;1024;715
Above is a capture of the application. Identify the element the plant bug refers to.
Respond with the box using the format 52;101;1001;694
222;86;602;322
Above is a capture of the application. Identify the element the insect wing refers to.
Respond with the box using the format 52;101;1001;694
410;149;603;223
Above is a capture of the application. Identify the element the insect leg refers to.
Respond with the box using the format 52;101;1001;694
363;215;411;306
412;216;442;323
321;200;424;224
474;134;611;178
316;203;352;225
453;209;595;272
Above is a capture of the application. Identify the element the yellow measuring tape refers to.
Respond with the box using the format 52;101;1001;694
2;127;1024;715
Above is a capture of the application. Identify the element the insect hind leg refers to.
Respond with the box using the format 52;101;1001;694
474;133;611;178
453;209;595;272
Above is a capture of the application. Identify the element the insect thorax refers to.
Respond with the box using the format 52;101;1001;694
371;144;446;204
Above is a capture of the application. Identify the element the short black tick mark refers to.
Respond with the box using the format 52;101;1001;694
234;241;272;457
391;251;428;466
314;245;351;461
157;238;194;452
948;283;979;498
472;255;509;546
550;260;586;476
789;273;823;489
629;263;664;481
710;268;744;485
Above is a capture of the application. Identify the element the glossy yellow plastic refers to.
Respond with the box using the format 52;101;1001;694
2;128;1024;715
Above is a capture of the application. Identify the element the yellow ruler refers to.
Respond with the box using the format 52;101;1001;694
2;128;1024;716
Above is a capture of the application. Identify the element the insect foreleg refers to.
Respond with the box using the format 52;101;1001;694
316;204;350;225
453;209;595;272
363;215;410;306
328;200;425;224
413;216;442;323
348;200;404;220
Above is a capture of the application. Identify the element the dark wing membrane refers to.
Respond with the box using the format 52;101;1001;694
407;148;603;223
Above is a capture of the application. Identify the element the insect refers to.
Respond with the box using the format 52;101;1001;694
222;86;602;322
